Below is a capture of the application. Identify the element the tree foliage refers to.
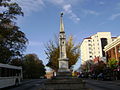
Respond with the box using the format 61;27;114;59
45;35;80;71
94;61;106;73
80;60;106;74
0;0;28;63
107;58;118;69
80;60;94;72
22;54;46;79
10;58;23;66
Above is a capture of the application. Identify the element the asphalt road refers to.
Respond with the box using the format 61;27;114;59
2;79;46;90
85;79;120;90
2;79;120;90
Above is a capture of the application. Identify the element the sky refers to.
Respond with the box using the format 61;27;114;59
12;0;120;70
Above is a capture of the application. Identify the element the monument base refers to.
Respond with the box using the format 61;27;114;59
55;71;72;78
41;71;88;90
42;77;88;90
55;68;72;79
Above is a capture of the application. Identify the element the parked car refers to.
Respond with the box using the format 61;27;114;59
91;73;97;80
78;73;85;78
97;72;113;80
97;73;103;80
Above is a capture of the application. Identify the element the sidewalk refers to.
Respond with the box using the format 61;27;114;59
84;78;120;86
111;80;120;85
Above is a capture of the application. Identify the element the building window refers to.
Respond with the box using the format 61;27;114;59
101;38;108;57
89;52;92;54
88;40;91;42
90;56;92;58
88;44;91;46
113;48;115;55
118;46;120;53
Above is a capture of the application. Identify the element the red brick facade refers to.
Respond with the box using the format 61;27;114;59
106;44;120;62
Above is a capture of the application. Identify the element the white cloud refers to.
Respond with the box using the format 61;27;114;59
49;0;64;5
14;0;45;14
63;4;80;22
48;0;81;5
83;9;99;16
109;13;120;20
13;0;81;22
63;4;71;13
48;0;80;22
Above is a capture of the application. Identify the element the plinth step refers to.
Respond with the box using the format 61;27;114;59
56;71;72;77
42;77;88;90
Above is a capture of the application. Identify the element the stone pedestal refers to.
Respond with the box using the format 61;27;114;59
58;58;69;72
42;71;87;90
55;71;72;78
42;63;87;90
42;77;88;90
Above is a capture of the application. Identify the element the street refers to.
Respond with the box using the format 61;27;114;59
2;79;46;90
1;79;120;90
85;79;120;90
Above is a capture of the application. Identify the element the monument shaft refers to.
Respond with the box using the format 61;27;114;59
58;13;69;72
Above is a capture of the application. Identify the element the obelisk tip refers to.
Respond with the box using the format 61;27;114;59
61;12;63;17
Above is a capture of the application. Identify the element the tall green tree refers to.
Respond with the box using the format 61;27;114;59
23;54;46;79
10;58;23;66
0;0;28;63
45;36;80;71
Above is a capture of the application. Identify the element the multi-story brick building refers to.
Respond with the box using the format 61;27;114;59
104;36;120;62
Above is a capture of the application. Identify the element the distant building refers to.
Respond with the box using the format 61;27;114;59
80;37;92;64
80;32;113;64
45;71;54;79
104;36;120;62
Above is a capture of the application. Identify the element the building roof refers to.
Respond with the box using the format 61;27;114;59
0;63;22;70
104;36;120;52
112;37;117;38
84;37;91;39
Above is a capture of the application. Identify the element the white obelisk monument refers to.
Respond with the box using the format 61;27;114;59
58;13;70;73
